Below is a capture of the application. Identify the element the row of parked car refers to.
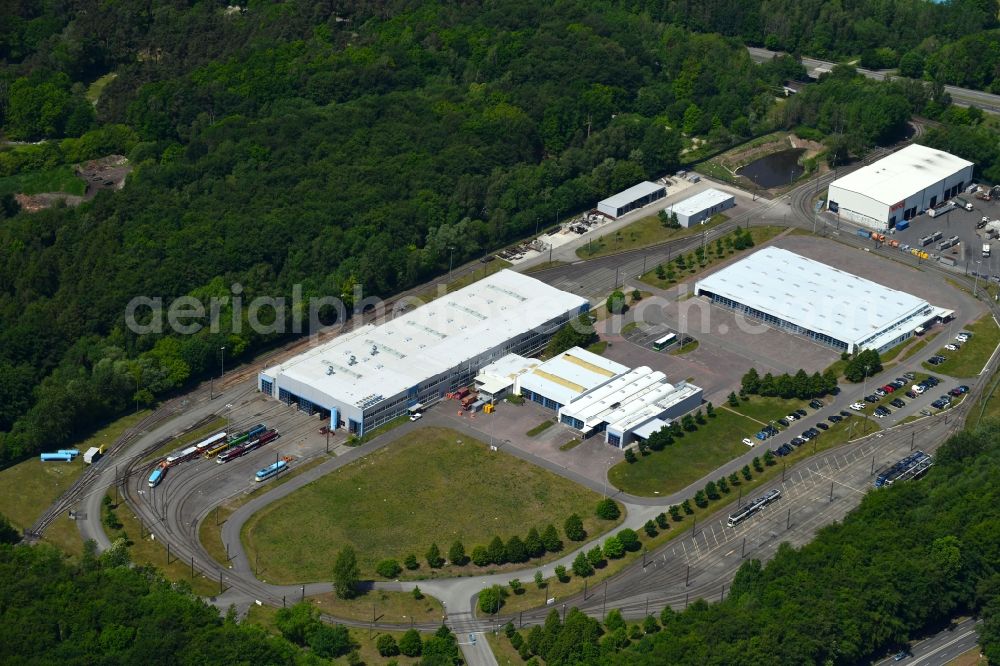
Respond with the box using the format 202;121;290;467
769;409;854;457
743;405;817;446
928;331;971;366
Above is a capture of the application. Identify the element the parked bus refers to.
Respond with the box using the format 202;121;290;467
653;333;677;351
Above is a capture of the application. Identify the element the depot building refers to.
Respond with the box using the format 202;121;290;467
827;144;974;231
475;347;703;448
695;247;953;354
258;270;589;437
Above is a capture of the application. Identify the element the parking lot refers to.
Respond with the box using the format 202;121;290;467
834;192;1000;279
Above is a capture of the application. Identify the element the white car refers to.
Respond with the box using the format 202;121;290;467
742;438;754;447
956;334;970;342
850;402;865;411
945;344;959;351
785;414;798;421
409;413;423;421
912;385;925;394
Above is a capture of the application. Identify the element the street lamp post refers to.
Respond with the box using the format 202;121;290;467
220;346;226;387
447;246;455;281
974;260;983;298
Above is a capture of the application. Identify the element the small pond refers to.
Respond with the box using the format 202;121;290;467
737;148;806;188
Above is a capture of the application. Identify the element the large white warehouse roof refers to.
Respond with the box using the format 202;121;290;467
695;247;933;348
518;347;628;407
263;270;588;409
670;188;733;216
829;144;973;206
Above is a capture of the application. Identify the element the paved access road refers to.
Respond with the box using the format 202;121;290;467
747;46;1000;114
873;618;982;666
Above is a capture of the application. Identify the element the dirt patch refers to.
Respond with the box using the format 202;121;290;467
14;192;84;212
76;154;131;197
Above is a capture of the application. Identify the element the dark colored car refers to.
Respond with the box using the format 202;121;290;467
905;390;917;399
795;409;807;417
778;418;790;427
808;400;823;409
791;437;806;446
828;414;842;423
815;422;829;430
891;398;906;408
949;387;963;397
865;394;880;403
957;385;969;393
805;427;820;437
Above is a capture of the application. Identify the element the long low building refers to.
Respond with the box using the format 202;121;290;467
597;181;666;218
827;144;974;230
258;270;589;436
695;247;952;354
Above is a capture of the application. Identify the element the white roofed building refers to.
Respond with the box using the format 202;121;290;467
258;270;589;436
515;347;703;448
827;144;974;230
695;247;952;354
666;188;735;227
597;181;667;218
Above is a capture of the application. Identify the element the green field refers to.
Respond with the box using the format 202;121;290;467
0;410;151;534
308;590;444;625
0;165;86;197
242;427;614;582
608;408;761;496
729;396;808;425
85;72;117;104
922;316;1000;378
576;213;725;260
639;226;785;289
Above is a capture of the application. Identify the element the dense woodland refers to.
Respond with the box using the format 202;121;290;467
0;0;836;464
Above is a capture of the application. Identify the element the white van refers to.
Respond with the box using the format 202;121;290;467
912;384;925;394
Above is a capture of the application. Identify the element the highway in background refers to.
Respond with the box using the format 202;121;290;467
747;46;1000;113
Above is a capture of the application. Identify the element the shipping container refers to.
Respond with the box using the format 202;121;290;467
895;220;909;231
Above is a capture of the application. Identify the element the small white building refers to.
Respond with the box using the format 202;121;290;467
597;181;667;218
827;144;974;231
667;188;736;227
83;447;102;464
474;354;540;403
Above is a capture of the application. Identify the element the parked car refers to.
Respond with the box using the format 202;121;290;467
949;387;963;397
816;422;829;430
809;399;824;409
795;409;807;417
891;380;906;388
903;371;917;380
865;394;880;403
800;431;814;441
777;418;790;427
957;385;969;393
742;438;754;447
409;413;423;421
945;344;960;351
905;390;917;399
928;356;946;365
850;402;865;411
931;399;947;409
755;432;767;441
805;427;820;438
926;376;940;386
828;414;842;423
839;411;852;419
791;437;806;446
874;388;887;397
891;398;906;408
786;413;799;421
882;384;895;393
778;444;794;456
920;409;932;416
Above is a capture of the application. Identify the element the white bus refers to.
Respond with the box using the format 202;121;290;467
653;333;677;351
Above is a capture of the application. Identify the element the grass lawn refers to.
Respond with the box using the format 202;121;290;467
729;396;807;426
104;491;219;596
245;604;423;665
638;226;785;290
586;340;608;355
86;72;117;104
608;409;761;497
242;427;614;582
143;416;226;463
670;339;699;355
526;420;554;436
885;331;939;366
487;631;528;665
306;590;443;625
921;316;1000;378
0;410;151;533
200;454;334;567
559;439;581;452
576;214;727;260
0;164;86;197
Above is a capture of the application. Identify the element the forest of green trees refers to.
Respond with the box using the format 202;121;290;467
0;4;996;470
